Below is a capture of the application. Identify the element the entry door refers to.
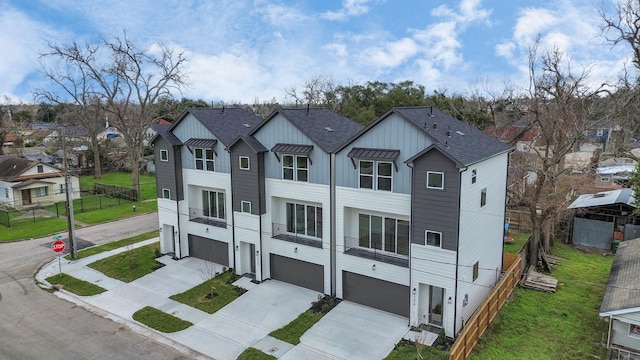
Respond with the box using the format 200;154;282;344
162;224;175;254
429;286;444;326
249;244;256;274
22;189;31;205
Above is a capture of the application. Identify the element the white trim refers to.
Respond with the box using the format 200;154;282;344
239;156;250;170
427;171;444;189
241;200;252;213
160;149;169;162
425;230;442;247
162;188;171;199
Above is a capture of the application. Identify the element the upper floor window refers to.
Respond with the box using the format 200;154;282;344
162;188;171;199
471;169;477;184
202;190;225;220
425;230;442;247
481;188;487;207
37;165;44;173
359;214;409;255
241;201;252;213
427;171;444;189
160;149;169;162
630;324;640;338
195;148;214;171
286;202;322;238
359;161;392;191
282;155;308;182
239;156;250;170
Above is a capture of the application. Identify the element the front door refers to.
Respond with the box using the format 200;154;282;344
22;189;31;205
429;286;444;326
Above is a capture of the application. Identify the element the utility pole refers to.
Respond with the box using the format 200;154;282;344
61;127;78;259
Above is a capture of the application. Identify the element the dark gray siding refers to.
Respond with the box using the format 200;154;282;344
410;149;460;251
572;217;613;249
270;254;324;292
154;137;183;200
342;271;410;317
230;141;264;215
188;234;229;265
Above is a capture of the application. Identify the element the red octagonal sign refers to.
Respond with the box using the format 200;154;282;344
51;240;66;253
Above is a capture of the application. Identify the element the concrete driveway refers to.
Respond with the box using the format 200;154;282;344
283;301;410;360
168;280;320;360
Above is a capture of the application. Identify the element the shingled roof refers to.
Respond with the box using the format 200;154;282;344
176;107;263;147
151;124;182;146
252;107;364;153
599;238;640;315
392;107;512;166
0;157;41;181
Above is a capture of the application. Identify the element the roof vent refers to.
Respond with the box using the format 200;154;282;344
456;130;465;136
221;105;225;114
593;193;606;198
243;123;251;128
446;129;451;137
433;122;437;130
324;127;334;132
428;106;434;117
306;103;310;116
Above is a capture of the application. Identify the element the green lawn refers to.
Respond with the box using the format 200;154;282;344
73;200;157;224
169;271;244;314
384;339;449;360
79;172;157;200
45;273;106;296
270;310;323;345
469;242;612;359
503;231;529;254
236;348;276;360
132;306;192;333
87;242;164;282
65;230;159;260
0;217;71;242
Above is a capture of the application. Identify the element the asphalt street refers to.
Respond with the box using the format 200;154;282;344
0;213;198;360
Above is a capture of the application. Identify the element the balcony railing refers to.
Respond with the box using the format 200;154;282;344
189;207;227;228
272;223;323;249
344;235;409;267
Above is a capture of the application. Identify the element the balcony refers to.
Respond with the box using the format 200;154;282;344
272;223;323;249
344;236;409;267
189;207;227;228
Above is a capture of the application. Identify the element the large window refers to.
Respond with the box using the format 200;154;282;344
359;214;409;255
631;324;640;337
34;186;48;198
282;155;308;181
425;230;442;247
427;171;444;189
195;148;214;171
202;190;225;220
359;160;392;191
286;202;322;238
160;149;169;162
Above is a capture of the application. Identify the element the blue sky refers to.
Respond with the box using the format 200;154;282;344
0;0;629;105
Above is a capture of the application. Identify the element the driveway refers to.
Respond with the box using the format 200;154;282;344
283;301;410;360
167;280;320;360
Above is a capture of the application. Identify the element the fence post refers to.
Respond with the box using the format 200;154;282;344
99;195;102;209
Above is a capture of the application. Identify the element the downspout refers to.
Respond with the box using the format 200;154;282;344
258;153;264;280
230;150;237;273
407;162;414;327
174;145;182;259
606;315;613;356
330;153;336;296
453;166;468;336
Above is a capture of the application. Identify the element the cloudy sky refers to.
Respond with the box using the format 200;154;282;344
0;0;631;105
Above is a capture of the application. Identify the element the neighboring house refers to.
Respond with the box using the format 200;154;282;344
484;122;545;154
97;125;123;140
2;133;22;148
595;157;636;188
0;157;80;210
599;238;640;359
568;188;640;249
153;106;512;339
144;119;171;145
24;129;55;145
580;120;620;153
24;151;55;165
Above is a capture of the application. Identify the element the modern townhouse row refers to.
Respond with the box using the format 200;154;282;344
151;105;512;338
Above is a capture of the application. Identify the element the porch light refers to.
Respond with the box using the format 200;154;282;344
448;296;452;304
294;247;298;253
256;250;259;255
235;245;239;251
372;264;376;271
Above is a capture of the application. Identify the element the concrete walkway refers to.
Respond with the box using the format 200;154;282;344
36;239;420;359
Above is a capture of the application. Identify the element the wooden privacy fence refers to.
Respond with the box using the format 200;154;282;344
93;183;138;201
449;253;522;360
506;209;532;232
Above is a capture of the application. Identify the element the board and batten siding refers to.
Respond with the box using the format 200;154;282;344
409;148;460;251
154;137;183;200
335;113;433;194
252;114;330;184
612;318;640;352
172;114;230;173
229;140;264;215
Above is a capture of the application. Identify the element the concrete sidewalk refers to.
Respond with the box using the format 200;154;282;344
36;239;417;359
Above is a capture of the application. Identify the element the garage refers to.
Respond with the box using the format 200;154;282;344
270;254;324;292
188;234;229;266
342;271;410;317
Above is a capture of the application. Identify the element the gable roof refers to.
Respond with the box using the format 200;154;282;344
568;188;635;209
341;106;512;166
251;107;364;153
600;238;640;315
0;157;48;181
226;135;268;153
171;107;262;147
151;124;182;146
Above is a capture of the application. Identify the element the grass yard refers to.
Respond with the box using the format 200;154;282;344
87;242;164;282
0;217;71;242
169;270;244;314
269;295;341;345
469;241;612;359
503;231;530;254
384;339;449;360
65;230;159;260
73;199;157;224
132;306;192;333
45;273;106;296
79;172;157;200
236;347;276;360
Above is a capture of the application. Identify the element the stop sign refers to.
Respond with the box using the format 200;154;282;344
51;240;66;253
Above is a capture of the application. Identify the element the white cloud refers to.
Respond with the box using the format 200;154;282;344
322;0;373;21
363;38;419;68
513;8;559;46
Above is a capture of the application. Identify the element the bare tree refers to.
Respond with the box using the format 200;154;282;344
38;32;187;197
0;97;15;155
285;75;340;111
516;41;609;265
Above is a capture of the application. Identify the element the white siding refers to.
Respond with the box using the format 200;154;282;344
157;198;179;254
456;152;509;332
612;318;640;352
